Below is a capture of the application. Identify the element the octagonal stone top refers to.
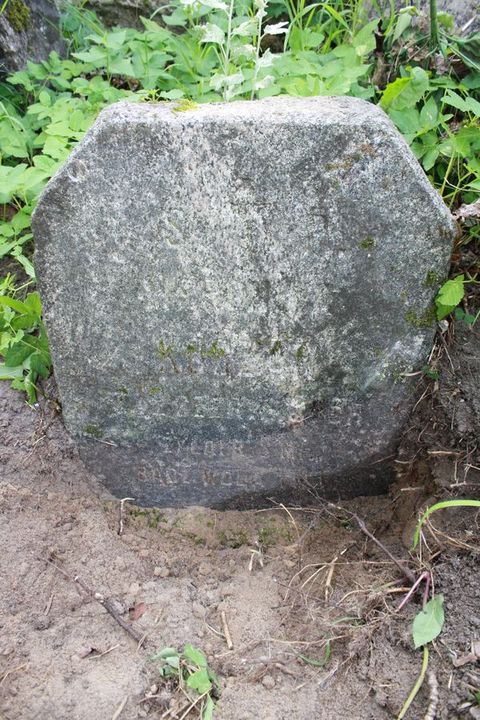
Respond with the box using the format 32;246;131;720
33;96;455;507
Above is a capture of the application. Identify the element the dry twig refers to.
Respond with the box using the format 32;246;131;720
220;610;234;650
37;557;145;645
118;497;134;535
112;695;129;720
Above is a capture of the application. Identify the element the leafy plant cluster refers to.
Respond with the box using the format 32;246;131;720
149;643;220;719
0;0;479;400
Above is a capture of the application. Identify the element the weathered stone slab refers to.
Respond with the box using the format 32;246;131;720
33;96;455;508
0;0;64;74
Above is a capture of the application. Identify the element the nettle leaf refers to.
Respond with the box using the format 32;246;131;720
412;595;445;648
4;340;34;368
435;275;465;319
381;67;430;111
184;643;207;668
187;668;212;694
109;57;135;77
200;23;225;45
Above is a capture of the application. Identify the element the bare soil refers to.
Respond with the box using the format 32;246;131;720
0;321;479;720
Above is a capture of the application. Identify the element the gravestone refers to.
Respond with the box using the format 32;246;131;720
33;96;456;508
0;0;64;74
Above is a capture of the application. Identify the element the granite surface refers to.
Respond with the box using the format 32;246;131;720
0;0;64;73
33;96;456;507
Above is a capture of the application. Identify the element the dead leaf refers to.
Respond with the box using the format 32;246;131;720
453;199;480;221
129;601;146;621
453;652;477;667
453;640;480;667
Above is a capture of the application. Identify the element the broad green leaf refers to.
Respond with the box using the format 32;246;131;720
109;57;135;77
412;596;445;648
435;275;465;320
442;89;468;112
0;363;25;380
352;19;378;54
4;341;34;367
202;695;215;720
149;647;179;660
184;643;207;668
393;10;413;42
0;295;31;314
38;90;51;107
200;23;225;45
11;249;35;279
72;48;108;64
420;97;438;129
187;668;212;694
104;29;127;50
381;67;429;111
23;292;42;317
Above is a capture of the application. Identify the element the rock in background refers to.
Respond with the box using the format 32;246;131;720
0;0;65;73
78;0;479;31
419;0;479;32
79;0;167;28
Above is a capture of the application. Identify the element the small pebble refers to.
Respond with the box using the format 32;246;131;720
139;549;150;558
198;562;212;576
154;566;170;578
262;674;275;690
192;602;204;619
17;562;30;578
128;582;141;595
31;615;51;631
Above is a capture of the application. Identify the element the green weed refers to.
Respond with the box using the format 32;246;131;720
397;497;480;718
149;643;220;719
412;498;480;550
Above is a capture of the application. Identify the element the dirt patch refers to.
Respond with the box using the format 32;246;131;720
1;362;480;720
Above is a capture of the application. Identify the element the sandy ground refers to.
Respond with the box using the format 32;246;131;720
1;316;479;720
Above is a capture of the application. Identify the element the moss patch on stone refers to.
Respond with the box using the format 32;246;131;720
84;423;103;438
174;99;198;113
404;305;436;329
424;270;443;287
7;0;31;32
359;236;375;250
218;529;250;548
